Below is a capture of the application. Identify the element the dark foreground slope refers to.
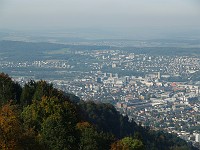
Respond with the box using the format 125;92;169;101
0;73;197;150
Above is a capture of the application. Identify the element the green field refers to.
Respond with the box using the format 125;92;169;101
45;48;70;55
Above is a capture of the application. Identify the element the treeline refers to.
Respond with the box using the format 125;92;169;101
122;47;200;56
1;40;200;62
0;41;111;61
0;73;197;150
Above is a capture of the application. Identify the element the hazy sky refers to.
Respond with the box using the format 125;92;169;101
0;0;200;38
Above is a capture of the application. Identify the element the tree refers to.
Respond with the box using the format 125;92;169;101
0;103;40;150
41;114;77;150
0;73;22;106
22;96;79;149
0;103;22;149
33;80;55;100
111;137;144;150
79;101;138;138
77;122;98;150
20;80;37;106
77;122;115;150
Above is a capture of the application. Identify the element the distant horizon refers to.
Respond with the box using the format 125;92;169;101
0;27;200;41
0;0;200;40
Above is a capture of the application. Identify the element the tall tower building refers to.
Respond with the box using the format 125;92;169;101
110;73;112;78
157;72;161;80
195;134;200;142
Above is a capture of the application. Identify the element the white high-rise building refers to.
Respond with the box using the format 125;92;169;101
195;134;200;142
157;72;161;80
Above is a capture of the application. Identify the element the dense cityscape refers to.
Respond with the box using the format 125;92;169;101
1;44;200;148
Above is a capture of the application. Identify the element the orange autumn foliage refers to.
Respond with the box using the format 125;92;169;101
0;103;22;150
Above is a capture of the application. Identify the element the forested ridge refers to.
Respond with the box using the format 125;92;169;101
0;73;197;150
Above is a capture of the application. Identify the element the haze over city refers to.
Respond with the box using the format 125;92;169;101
0;0;200;39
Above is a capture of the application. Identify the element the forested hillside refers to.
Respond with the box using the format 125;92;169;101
0;73;197;150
